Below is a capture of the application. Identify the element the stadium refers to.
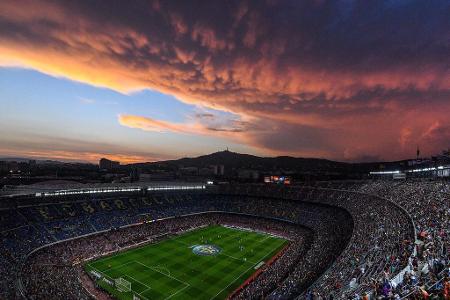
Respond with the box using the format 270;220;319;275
1;0;449;299
0;179;448;299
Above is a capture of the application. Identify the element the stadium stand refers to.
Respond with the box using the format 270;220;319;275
0;180;448;299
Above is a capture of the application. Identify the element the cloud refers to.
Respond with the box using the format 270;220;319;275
78;97;95;105
195;113;215;119
118;113;341;158
0;148;158;164
0;0;449;160
118;114;192;134
118;114;250;136
421;122;450;150
0;132;170;163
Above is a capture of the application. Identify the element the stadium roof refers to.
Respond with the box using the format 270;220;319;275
0;180;206;197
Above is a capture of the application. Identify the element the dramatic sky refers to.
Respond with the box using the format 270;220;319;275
0;0;449;163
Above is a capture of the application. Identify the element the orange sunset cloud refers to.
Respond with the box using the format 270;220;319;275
0;0;449;161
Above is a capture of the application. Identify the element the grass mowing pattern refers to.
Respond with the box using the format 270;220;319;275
85;225;287;300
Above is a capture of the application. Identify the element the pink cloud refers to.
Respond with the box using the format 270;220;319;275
0;0;449;161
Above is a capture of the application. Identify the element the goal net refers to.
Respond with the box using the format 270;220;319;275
115;277;131;292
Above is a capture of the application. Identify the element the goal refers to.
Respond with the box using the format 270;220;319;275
115;277;131;292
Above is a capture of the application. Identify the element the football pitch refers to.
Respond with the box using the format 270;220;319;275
85;225;288;300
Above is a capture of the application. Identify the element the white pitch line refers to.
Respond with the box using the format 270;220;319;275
257;235;271;243
172;228;272;265
135;261;190;286
123;274;152;292
153;265;171;277
172;234;257;264
135;260;191;299
88;264;114;281
138;287;151;297
210;239;285;300
102;260;135;273
259;242;286;262
219;251;258;265
209;262;257;300
89;263;151;300
164;284;190;300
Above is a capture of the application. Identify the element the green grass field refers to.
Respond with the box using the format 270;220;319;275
85;225;287;300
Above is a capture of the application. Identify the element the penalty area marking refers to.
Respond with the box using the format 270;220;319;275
164;284;190;300
135;260;191;299
151;265;172;277
87;263;151;300
122;275;152;299
134;261;191;300
102;260;136;273
87;263;114;282
134;261;189;285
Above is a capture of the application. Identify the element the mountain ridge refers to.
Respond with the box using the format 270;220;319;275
1;151;404;173
126;150;392;174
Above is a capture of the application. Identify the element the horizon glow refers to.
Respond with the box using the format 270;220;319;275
0;1;449;163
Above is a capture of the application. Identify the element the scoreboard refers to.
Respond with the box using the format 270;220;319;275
264;175;291;185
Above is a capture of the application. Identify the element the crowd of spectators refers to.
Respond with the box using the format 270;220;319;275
299;188;414;300
325;180;449;299
22;213;214;299
218;185;414;299
0;180;447;299
1;189;353;299
21;213;312;300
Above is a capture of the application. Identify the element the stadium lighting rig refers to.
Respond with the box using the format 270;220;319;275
36;184;206;197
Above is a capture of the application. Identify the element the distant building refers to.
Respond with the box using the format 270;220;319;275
218;165;225;176
207;165;225;176
99;158;120;170
130;167;141;182
238;169;259;180
9;161;19;172
199;167;214;176
139;172;176;181
180;167;198;175
0;161;8;173
211;165;218;175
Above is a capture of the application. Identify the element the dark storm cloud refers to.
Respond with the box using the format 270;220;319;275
0;0;448;160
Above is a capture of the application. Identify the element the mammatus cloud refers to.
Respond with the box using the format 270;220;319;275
1;0;449;161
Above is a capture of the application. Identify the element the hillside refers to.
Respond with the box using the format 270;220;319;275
127;150;388;175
